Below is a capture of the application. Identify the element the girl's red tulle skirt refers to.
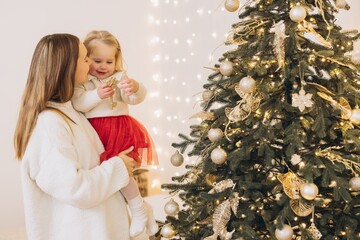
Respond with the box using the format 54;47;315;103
89;115;158;165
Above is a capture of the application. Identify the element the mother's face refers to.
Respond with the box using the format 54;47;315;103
74;43;90;85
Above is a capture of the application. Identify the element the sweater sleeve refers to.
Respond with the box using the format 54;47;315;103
32;113;130;209
119;83;147;105
72;84;103;113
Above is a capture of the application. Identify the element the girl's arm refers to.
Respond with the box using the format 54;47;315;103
72;84;103;113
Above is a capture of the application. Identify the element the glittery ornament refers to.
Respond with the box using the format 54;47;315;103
275;224;293;240
210;147;227;164
300;183;318;200
307;222;323;240
170;150;184;167
349;176;360;191
219;61;234;76
238;76;256;93
289;5;307;23
161;224;175;238
164;198;180;217
224;0;240;12
208;128;224;142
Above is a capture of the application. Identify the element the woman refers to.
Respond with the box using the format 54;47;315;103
14;33;136;240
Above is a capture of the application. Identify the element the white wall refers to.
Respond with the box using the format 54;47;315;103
0;0;359;231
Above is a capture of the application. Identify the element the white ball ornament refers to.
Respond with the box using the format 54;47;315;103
275;224;293;240
211;147;227;164
349;177;360;191
208;128;224;142
170;150;184;167
224;0;240;12
161;223;175;238
239;76;256;93
335;0;348;9
300;183;319;200
164;198;180;216
289;5;307;23
351;52;360;65
350;108;360;125
219;61;234;76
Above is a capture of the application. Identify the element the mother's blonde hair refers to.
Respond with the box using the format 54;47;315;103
83;30;124;71
14;34;80;159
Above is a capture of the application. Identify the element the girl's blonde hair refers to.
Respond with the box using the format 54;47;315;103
14;34;80;159
83;30;123;71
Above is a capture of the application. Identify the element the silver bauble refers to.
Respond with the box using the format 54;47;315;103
219;61;234;76
208;128;224;142
351;53;360;65
300;183;319;200
164;198;180;216
161;223;175;238
275;224;293;240
210;147;227;164
224;0;240;12
202;90;214;101
350;109;360;124
335;0;348;9
239;76;256;93
170;150;184;167
349;177;360;191
289;5;307;23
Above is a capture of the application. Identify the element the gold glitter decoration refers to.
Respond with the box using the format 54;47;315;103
316;146;360;176
277;172;313;217
106;77;118;109
209;179;235;194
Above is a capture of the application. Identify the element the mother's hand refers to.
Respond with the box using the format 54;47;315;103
118;146;137;177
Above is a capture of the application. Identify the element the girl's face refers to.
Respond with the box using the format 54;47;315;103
88;41;117;80
75;43;90;85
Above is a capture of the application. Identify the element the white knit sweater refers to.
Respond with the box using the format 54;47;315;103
21;101;131;240
72;72;147;119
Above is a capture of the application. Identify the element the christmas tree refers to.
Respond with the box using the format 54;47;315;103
161;0;360;239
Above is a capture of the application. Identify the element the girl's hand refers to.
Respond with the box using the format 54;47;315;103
118;146;137;177
97;83;114;99
119;76;139;96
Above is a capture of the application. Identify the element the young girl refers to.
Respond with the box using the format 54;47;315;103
71;30;159;237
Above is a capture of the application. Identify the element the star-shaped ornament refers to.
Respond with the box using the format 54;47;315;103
292;88;314;112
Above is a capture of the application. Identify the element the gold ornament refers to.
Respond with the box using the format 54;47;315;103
170;150;184;167
161;224;175;238
275;224;293;240
164;198;180;217
190;111;215;120
210;147;227;165
106;77;118;109
208;128;224;142
297;21;332;49
219;61;234;76
289;5;307;23
307;223;323;240
349;177;360;191
277;172;313;216
269;21;287;70
208;179;235;194
315;146;360;176
335;0;348;9
300;183;319;200
224;0;240;12
205;174;220;186
204;199;231;240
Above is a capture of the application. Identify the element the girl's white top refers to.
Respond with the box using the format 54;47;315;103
72;72;147;118
21;101;131;240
